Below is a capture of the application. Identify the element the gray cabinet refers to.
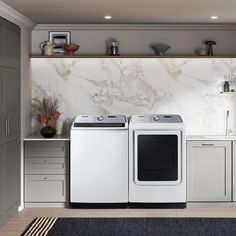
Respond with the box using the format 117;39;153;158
3;140;20;216
232;141;236;201
0;17;20;146
187;140;231;202
24;140;69;206
0;22;3;66
1;68;20;143
0;139;20;227
0;17;20;68
0;147;3;223
0;17;20;227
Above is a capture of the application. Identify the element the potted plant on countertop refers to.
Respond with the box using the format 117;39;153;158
36;97;61;138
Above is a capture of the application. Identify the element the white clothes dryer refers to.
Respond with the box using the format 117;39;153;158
129;114;186;208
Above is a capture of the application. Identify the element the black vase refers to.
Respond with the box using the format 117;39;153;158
40;126;57;138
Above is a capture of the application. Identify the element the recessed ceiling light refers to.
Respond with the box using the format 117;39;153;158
104;15;112;20
211;16;218;20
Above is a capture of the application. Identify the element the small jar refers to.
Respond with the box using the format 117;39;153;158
224;81;230;92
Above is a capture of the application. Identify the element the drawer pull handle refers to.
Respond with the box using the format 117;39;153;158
201;143;215;146
44;177;47;180
44;160;47;163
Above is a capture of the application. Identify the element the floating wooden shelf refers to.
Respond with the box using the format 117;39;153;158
220;91;236;94
30;54;236;59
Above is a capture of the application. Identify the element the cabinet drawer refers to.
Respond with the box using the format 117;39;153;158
25;158;68;174
24;141;69;158
25;175;67;202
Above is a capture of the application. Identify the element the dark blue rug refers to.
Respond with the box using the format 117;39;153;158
21;217;236;236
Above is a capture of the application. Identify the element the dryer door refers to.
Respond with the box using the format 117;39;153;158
134;130;182;186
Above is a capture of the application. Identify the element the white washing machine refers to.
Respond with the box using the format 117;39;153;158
70;115;128;208
129;114;186;208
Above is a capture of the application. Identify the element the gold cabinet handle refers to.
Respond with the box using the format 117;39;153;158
5;117;8;135
7;118;10;135
5;117;10;135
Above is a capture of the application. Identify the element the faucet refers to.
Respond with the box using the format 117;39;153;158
225;110;232;135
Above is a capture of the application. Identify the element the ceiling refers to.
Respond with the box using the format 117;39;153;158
2;0;236;24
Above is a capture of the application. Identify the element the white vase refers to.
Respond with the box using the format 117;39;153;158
56;120;64;135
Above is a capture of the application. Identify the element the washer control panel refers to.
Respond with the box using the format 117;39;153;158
73;115;127;128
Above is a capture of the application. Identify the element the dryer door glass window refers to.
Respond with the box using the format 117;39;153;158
138;135;178;181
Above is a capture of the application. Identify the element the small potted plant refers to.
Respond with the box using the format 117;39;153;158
36;97;61;138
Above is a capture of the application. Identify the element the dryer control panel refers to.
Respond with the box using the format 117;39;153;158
131;114;183;123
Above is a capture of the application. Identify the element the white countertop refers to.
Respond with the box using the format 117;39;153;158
24;135;70;141
24;135;236;141
187;135;236;141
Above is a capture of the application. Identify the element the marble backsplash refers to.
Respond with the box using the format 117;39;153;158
31;58;236;135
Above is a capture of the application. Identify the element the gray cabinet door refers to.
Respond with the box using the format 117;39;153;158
0;17;20;146
0;72;2;142
1;68;20;143
187;140;231;202
3;139;20;215
1;18;20;68
0;146;3;225
232;141;236;201
0;17;20;226
0;21;3;66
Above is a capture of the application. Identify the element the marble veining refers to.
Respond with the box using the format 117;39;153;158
31;58;236;135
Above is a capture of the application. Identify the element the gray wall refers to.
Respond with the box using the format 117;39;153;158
32;24;236;55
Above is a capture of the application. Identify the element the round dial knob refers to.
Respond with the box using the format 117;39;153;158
153;115;159;121
97;116;104;121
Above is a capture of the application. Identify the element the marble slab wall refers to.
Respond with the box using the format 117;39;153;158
31;58;236;135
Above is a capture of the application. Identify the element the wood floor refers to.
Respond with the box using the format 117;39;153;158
1;206;236;236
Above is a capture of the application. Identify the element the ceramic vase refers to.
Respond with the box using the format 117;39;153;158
40;125;57;138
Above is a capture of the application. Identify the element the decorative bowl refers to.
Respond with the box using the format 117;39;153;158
150;44;171;56
64;44;80;55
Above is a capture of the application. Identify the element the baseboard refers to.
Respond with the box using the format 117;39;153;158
129;202;187;209
25;202;68;208
70;203;128;209
69;202;186;209
187;202;236;207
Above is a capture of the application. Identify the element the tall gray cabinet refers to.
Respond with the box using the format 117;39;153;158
0;17;21;227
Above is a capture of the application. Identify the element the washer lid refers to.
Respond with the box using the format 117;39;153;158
130;114;183;123
73;115;127;127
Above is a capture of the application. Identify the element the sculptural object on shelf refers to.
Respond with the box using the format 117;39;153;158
40;41;54;56
150;44;171;56
203;40;216;56
63;44;80;55
106;37;120;56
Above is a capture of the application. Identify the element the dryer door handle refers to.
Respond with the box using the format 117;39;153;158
201;143;215;146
